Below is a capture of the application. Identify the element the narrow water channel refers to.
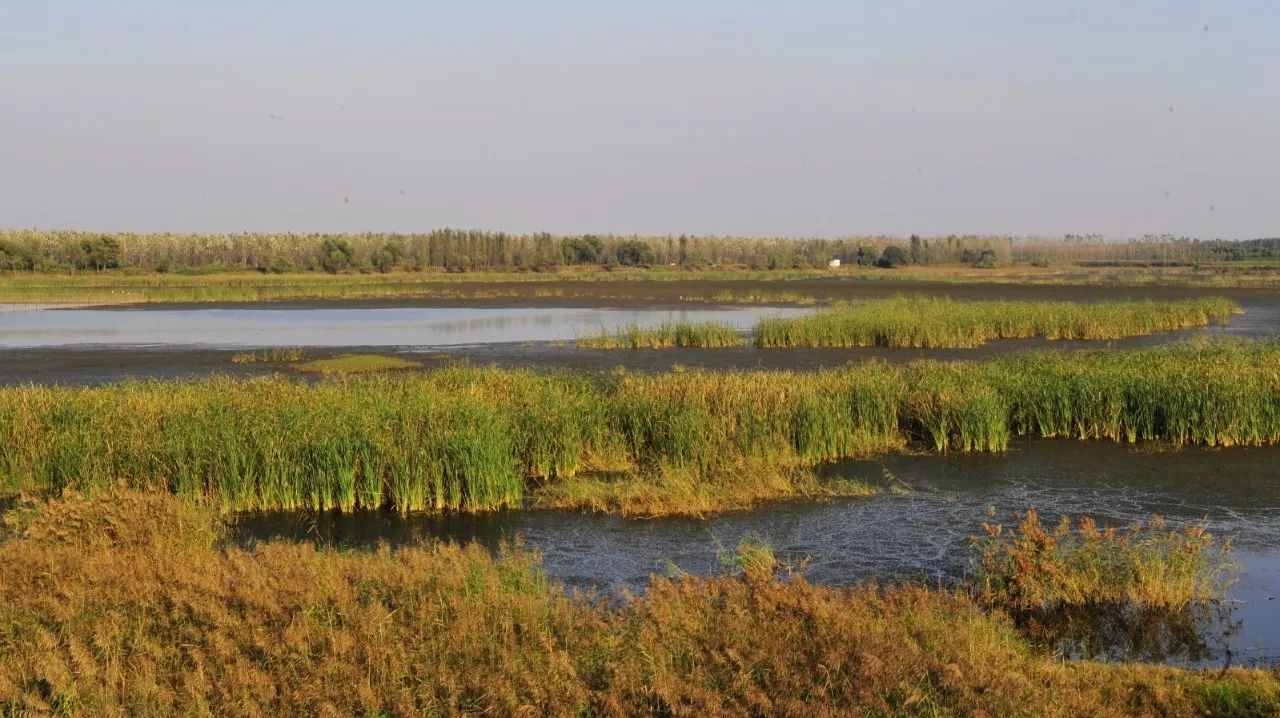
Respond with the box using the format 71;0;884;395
232;438;1280;669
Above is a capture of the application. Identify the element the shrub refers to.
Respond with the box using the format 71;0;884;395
318;237;355;273
616;239;655;267
877;245;911;268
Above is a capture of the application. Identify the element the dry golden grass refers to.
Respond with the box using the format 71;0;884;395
974;510;1237;612
0;491;1277;717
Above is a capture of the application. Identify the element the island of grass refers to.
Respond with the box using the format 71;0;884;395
1;490;1272;717
292;353;422;374
576;296;1240;350
4;339;1278;517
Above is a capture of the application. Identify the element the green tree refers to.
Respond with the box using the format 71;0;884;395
877;245;910;268
616;239;655;267
373;242;403;273
318;238;355;273
560;235;603;265
79;236;122;271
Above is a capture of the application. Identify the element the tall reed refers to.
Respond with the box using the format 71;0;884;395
754;296;1240;348
3;340;1278;514
577;321;744;349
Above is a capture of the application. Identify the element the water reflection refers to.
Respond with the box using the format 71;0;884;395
0;306;809;348
1013;603;1238;665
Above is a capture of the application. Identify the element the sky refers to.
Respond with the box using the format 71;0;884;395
2;1;1277;239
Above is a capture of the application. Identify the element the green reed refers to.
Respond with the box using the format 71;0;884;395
577;321;745;349
2;340;1278;514
754;296;1240;348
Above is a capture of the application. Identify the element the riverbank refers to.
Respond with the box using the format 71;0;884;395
5;262;1280;307
1;491;1275;717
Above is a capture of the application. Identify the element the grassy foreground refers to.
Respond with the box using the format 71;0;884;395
2;341;1278;515
0;491;1275;717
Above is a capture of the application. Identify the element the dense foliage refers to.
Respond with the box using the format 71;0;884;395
3;229;1276;275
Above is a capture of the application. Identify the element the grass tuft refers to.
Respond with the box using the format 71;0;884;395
971;509;1236;612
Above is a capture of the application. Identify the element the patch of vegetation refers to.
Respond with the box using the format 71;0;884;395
0;491;1276;717
3;341;1279;515
229;347;305;364
754;296;1240;349
972;509;1236;612
577;321;744;349
292;353;422;374
532;460;877;517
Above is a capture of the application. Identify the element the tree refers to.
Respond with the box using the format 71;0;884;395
909;234;923;264
616;239;655;267
877;245;910;268
0;240;36;271
319;238;355;273
854;245;879;266
373;242;403;273
560;235;603;265
79;236;122;271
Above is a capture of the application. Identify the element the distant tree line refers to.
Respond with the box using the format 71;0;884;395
0;229;1274;274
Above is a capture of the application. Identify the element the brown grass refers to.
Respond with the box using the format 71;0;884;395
973;510;1236;612
1;491;1277;717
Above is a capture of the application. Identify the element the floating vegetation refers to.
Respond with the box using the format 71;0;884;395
230;347;305;364
292;354;422;374
577;321;745;349
754;296;1241;348
2;341;1278;515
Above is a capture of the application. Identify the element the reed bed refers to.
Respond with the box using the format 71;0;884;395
577;321;745;349
754;296;1240;348
3;341;1279;515
1;490;1277;717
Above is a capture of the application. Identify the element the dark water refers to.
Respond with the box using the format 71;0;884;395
232;438;1280;668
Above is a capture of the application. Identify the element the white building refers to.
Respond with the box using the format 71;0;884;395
828;258;841;268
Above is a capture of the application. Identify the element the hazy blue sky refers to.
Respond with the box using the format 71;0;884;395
2;1;1276;238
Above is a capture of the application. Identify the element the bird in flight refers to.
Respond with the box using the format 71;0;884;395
269;113;284;121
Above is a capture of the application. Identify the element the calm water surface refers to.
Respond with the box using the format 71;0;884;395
0;306;810;348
